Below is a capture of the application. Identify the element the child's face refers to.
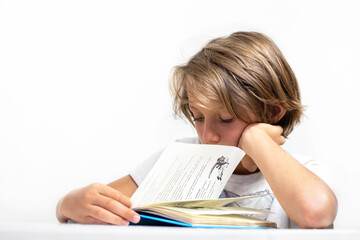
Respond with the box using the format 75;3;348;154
189;98;248;147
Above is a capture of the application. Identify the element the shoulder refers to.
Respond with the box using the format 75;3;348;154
291;153;333;188
291;153;318;165
290;153;327;169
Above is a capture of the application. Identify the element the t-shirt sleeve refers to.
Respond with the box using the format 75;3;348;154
128;148;164;187
293;154;334;189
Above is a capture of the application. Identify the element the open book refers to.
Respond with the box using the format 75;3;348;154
130;142;276;228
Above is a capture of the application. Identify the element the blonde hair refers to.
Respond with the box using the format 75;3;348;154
171;31;304;137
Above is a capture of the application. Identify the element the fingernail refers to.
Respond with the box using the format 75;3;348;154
123;220;129;225
133;214;140;223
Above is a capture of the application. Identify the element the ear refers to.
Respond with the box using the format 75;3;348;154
270;105;286;124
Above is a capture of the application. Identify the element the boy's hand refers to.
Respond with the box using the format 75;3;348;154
240;123;286;149
58;183;140;225
238;123;286;172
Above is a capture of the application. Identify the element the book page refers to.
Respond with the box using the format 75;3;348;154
160;206;268;217
131;142;245;207
145;195;266;208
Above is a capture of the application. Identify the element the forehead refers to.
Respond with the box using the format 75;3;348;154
185;77;235;115
188;95;227;113
185;76;221;105
187;93;255;122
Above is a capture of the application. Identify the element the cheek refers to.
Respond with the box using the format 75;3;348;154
222;127;241;142
194;123;203;138
237;123;248;135
221;122;248;144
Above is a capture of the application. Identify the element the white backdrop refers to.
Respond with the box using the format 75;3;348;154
0;0;359;229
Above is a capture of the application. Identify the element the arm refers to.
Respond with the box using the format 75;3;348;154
56;175;140;225
108;175;138;197
239;124;338;228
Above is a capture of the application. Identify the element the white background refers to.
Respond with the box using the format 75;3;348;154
0;0;359;229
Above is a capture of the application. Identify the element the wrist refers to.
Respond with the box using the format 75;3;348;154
240;127;269;157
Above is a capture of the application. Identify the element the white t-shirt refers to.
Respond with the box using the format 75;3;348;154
129;137;332;229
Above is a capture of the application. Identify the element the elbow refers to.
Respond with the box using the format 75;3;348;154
297;192;338;229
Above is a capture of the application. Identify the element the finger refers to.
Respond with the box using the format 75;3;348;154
88;205;130;225
279;136;286;145
82;215;109;225
274;135;286;145
94;194;140;224
273;125;284;136
98;185;132;208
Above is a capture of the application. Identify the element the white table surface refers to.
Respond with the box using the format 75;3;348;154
0;220;359;240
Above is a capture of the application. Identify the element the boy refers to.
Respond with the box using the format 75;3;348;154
56;31;337;228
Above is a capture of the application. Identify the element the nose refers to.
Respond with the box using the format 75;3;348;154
202;121;220;144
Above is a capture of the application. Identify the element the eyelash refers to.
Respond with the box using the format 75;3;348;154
192;117;233;123
192;117;204;122
221;118;233;123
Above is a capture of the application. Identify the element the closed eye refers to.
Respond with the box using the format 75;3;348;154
193;117;204;122
221;118;233;123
